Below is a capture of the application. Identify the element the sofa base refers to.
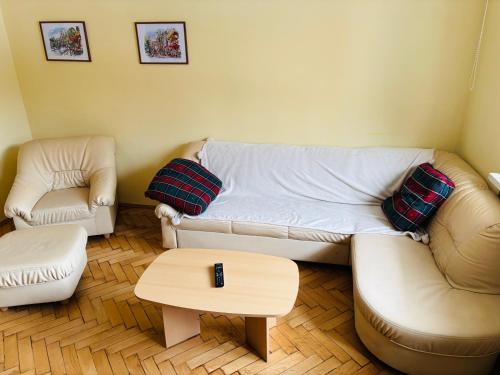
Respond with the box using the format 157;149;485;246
172;228;351;265
13;203;117;237
354;305;498;375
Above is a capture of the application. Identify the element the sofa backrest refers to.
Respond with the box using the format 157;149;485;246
429;151;500;294
196;139;434;205
18;136;115;191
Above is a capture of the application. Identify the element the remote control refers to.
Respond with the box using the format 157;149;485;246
214;263;224;288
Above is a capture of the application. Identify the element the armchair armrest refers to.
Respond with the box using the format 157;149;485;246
89;167;117;209
4;175;48;221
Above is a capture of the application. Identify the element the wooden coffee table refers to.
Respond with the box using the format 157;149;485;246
134;248;299;361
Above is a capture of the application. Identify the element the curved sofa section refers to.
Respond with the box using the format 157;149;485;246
351;234;500;375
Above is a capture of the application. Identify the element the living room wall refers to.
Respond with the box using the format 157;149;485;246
0;6;31;221
0;0;483;205
459;1;500;179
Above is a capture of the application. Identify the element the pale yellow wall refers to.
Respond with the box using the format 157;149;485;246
0;0;482;204
459;1;500;179
0;5;31;221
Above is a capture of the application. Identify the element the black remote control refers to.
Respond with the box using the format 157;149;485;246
214;263;224;288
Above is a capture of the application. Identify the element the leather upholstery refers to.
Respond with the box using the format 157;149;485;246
166;215;351;244
352;234;500;358
430;151;500;294
14;204;117;238
4;136;117;236
354;304;498;375
159;217;351;264
0;225;87;308
30;188;92;225
0;225;87;288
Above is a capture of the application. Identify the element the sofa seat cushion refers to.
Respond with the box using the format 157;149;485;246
187;195;407;238
175;216;351;244
30;187;93;225
352;234;500;357
0;225;88;288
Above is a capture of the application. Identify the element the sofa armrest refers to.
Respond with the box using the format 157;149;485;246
4;176;47;221
89;167;117;209
155;204;184;225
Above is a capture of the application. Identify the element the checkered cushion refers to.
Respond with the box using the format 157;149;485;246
145;158;222;216
382;163;455;232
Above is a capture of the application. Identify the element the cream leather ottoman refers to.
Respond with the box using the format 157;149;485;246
0;225;87;310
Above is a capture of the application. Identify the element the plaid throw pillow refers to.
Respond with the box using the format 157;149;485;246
145;158;222;216
382;163;455;232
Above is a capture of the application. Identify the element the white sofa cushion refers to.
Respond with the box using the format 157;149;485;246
352;233;500;357
189;195;409;237
30;187;93;226
0;225;88;288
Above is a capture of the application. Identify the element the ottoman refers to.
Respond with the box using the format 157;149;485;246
0;225;87;310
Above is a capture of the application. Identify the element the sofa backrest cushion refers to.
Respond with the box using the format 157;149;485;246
18;136;115;191
429;151;500;294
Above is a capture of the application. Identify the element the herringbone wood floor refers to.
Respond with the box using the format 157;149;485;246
0;207;403;375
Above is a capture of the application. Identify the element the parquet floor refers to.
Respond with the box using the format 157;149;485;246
0;207;403;375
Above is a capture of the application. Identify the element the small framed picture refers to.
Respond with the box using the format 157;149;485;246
135;22;188;64
39;21;91;62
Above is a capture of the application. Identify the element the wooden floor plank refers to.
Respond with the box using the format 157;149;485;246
0;209;403;375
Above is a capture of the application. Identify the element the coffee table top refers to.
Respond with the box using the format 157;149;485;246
135;248;299;317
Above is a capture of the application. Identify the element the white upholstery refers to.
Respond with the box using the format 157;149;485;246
0;225;87;308
4;136;117;236
193;139;434;237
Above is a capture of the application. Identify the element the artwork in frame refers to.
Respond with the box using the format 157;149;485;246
135;22;188;64
39;21;91;62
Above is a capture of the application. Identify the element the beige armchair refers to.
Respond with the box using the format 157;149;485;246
4;136;117;237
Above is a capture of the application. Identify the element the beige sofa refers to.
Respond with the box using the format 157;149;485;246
155;140;500;375
352;148;500;374
4;136;117;237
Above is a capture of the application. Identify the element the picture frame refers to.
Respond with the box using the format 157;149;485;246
39;21;91;62
135;22;188;64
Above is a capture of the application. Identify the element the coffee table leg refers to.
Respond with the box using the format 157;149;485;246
245;317;270;361
162;305;200;348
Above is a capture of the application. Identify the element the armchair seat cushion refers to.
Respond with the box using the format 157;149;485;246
352;234;500;357
30;188;93;226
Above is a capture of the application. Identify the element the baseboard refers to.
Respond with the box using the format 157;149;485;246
119;203;156;210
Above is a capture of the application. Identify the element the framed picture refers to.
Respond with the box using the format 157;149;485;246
39;21;91;62
135;22;188;64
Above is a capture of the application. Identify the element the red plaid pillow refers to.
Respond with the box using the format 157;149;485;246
382;163;455;232
145;158;222;215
